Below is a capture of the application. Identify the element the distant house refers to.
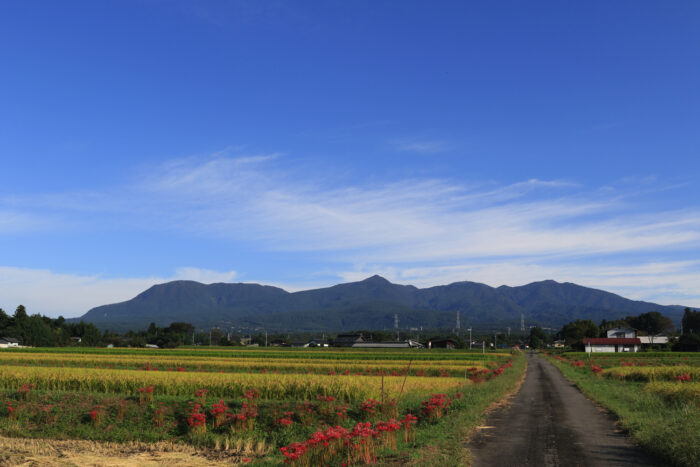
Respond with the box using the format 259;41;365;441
144;344;159;349
552;339;566;348
427;338;456;349
583;337;641;353
606;328;635;338
352;340;423;349
307;339;329;348
70;337;82;344
0;337;20;348
637;335;669;346
607;327;669;347
269;339;288;347
332;334;365;347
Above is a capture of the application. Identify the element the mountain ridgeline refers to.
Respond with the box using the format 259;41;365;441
77;276;686;333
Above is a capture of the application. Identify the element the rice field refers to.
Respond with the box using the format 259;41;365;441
0;346;523;465
0;351;490;377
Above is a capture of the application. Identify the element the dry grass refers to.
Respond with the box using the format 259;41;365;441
0;436;258;466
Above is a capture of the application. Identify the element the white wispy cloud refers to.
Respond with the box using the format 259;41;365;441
135;155;700;264
0;209;53;233
0;266;237;318
2;149;699;308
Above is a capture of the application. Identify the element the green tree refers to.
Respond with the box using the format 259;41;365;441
23;315;54;347
682;308;700;335
559;319;599;348
529;326;547;349
14;304;28;322
0;308;9;333
626;311;674;344
80;323;103;346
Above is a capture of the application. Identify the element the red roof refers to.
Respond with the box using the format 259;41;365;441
582;338;641;345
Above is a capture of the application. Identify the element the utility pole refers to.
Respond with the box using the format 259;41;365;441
456;311;461;336
394;314;399;341
494;333;497;350
521;313;525;332
265;330;268;347
209;329;212;346
468;327;472;350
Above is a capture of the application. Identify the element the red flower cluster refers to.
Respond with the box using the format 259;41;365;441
194;388;208;404
243;388;260;400
421;394;451;419
17;383;35;401
470;368;492;383
591;365;603;374
401;413;418;442
280;420;403;465
186;402;207;436
276;417;294;427
358;399;380;417
675;372;691;382
210;399;231;427
90;404;104;427
375;419;401;449
572;360;585;368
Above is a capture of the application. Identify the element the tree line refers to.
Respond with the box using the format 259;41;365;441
0;305;102;346
527;309;700;350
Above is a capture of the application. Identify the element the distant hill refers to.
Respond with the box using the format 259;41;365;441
76;275;686;332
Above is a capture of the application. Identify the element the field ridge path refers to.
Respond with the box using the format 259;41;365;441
467;352;660;467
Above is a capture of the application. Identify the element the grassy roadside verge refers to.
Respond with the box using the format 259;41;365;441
393;353;527;466
544;354;699;467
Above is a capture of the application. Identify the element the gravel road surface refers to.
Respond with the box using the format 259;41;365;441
468;352;661;467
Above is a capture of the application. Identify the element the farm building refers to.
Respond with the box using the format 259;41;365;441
0;337;20;348
606;328;635;338
307;339;329;347
332;334;365;347
583;337;641;353
637;335;669;345
427;338;456;349
606;327;669;347
351;340;423;349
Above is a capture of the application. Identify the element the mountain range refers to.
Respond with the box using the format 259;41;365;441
76;275;686;333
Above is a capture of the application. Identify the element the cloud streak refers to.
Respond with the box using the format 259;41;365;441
137;155;700;264
2;150;699;309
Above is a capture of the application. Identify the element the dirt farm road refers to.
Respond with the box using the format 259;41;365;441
468;353;661;467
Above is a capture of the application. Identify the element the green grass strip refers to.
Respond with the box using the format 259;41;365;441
545;354;700;467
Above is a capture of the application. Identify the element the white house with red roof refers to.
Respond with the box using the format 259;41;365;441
583;337;641;353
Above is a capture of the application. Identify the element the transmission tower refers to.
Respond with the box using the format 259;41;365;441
394;314;399;341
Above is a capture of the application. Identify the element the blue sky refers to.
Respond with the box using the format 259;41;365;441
1;0;699;318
